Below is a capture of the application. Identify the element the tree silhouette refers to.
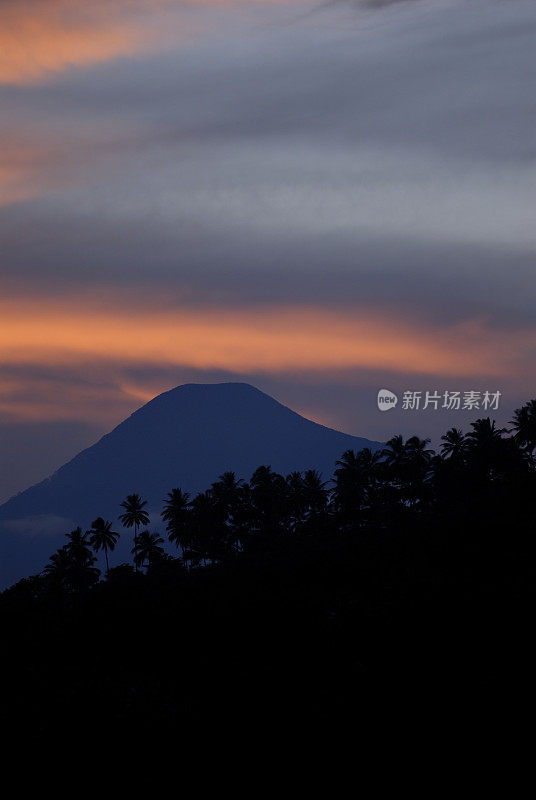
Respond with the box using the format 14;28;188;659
119;494;150;570
382;434;406;471
88;517;119;572
211;472;244;510
162;488;191;564
189;492;224;565
11;399;536;602
45;528;100;593
302;469;328;519
210;472;245;552
511;399;536;456
286;471;307;532
65;526;89;552
43;547;72;589
131;530;165;569
6;397;536;740
467;417;506;449
333;449;373;528
402;436;434;507
250;466;287;535
440;428;467;461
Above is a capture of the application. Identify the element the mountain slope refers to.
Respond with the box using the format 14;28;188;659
0;383;381;586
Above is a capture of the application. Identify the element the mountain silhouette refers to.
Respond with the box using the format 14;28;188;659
0;382;381;586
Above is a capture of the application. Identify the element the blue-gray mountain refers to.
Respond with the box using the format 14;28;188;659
0;383;381;587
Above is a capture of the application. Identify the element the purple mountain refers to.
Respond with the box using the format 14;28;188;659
0;383;381;586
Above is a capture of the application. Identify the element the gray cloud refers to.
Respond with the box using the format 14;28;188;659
2;196;535;330
4;1;535;164
1;0;536;499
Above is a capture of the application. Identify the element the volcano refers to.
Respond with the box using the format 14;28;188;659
0;383;381;586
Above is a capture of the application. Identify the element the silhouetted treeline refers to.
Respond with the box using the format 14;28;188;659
2;400;536;739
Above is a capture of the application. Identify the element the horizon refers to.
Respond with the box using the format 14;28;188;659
1;378;521;508
1;380;380;507
1;374;530;591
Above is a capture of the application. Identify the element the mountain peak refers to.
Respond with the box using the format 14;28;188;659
140;381;274;409
0;383;382;586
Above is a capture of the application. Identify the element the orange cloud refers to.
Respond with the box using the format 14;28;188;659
1;294;533;377
2;292;534;423
0;0;293;85
0;0;298;204
0;1;144;84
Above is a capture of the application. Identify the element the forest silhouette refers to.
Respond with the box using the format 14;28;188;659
2;399;536;738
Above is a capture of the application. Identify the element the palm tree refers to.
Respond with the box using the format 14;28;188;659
440;428;467;460
356;448;383;473
131;530;165;569
335;449;361;476
43;547;72;588
381;436;435;508
65;526;89;552
382;435;406;469
250;466;287;534
302;469;329;516
162;488;191;561
119;494;150;571
285;471;304;530
467;418;506;445
466;419;507;466
190;492;223;565
465;418;515;488
511;400;536;455
64;527;101;582
404;436;434;471
228;482;254;553
211;472;244;510
211;472;245;553
88;517;119;572
403;436;434;507
333;450;369;527
45;532;100;593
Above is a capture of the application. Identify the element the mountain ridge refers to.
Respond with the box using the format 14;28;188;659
0;382;382;586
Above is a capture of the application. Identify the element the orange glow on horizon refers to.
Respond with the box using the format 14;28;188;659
1;293;533;423
1;296;532;379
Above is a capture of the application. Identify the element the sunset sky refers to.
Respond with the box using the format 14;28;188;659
1;0;535;503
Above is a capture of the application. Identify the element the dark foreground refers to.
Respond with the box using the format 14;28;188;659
2;521;536;740
2;405;536;739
